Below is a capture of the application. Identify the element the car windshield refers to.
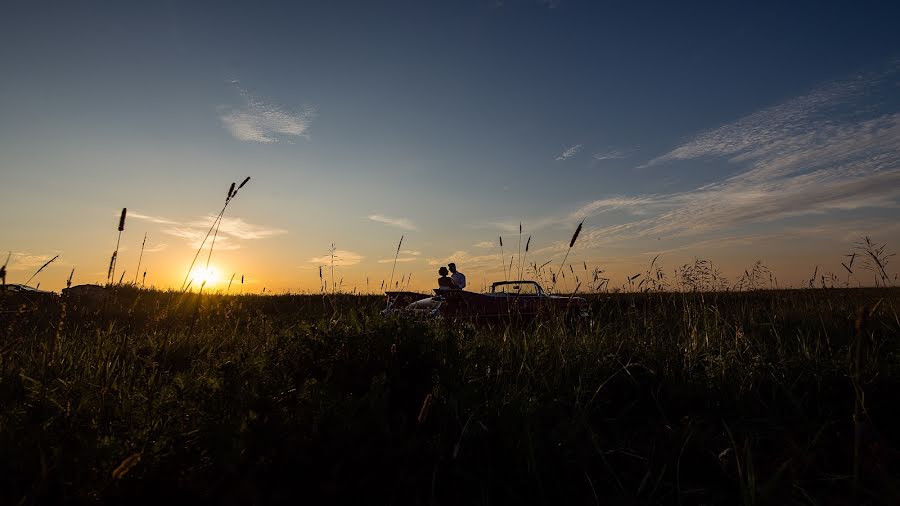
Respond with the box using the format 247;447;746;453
492;282;541;295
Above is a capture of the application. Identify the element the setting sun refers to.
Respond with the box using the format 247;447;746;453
187;266;219;288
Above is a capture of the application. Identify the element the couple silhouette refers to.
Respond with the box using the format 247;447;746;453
437;263;466;290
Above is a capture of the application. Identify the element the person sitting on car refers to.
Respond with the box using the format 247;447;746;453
448;262;466;290
437;267;458;289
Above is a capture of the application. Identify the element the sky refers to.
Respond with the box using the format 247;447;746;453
2;0;900;293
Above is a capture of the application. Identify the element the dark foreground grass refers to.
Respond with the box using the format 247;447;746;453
1;287;899;505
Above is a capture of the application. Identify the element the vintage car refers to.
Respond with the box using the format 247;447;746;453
61;283;108;301
385;280;588;320
1;284;56;296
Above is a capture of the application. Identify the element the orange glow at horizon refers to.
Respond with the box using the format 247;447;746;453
187;266;220;289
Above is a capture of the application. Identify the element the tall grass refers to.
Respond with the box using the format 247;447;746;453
1;284;898;504
551;219;583;292
181;177;250;291
388;235;403;291
25;254;59;286
133;233;147;285
108;208;126;285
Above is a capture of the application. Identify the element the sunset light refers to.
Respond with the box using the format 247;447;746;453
2;2;900;503
187;266;219;289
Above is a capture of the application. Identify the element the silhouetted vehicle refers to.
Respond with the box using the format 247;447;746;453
1;284;54;295
61;284;108;302
385;280;588;321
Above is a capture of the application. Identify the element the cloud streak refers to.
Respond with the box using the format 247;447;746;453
555;144;582;161
220;85;316;143
368;214;416;230
131;211;287;250
4;252;61;271
377;257;418;263
592;150;628;161
309;250;364;266
528;64;900;253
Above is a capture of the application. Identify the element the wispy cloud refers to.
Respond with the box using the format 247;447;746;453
469;216;561;234
565;69;900;248
555;144;582;161
640;66;891;169
368;214;416;230
127;212;176;225
131;211;287;250
309;250;364;266
426;250;503;270
473;241;496;248
142;243;168;253
4;252;60;271
219;84;316;143
519;64;900;254
592;149;628;161
568;196;659;220
190;215;287;240
377;250;420;263
377;257;418;263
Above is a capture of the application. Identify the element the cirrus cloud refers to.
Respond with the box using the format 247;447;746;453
219;84;316;144
555;144;582;161
368;214;417;230
309;250;364;266
130;211;287;250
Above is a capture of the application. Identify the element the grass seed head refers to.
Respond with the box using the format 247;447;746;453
118;208;127;232
108;252;117;280
569;220;583;248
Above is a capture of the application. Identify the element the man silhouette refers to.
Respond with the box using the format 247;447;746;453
448;263;466;290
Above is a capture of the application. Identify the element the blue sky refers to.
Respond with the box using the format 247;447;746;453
2;1;900;291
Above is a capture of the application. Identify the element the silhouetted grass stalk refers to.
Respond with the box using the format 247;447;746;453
110;208;126;284
388;235;403;292
133;233;146;285
517;222;522;280
182;177;250;290
499;236;506;281
552;220;583;292
25;255;59;286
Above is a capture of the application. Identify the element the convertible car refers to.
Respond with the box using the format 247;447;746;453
385;280;588;320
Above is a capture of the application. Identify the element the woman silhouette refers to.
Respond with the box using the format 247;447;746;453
437;267;458;289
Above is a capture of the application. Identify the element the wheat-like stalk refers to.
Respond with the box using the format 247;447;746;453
499;236;505;281
107;252;117;284
517;222;522;280
552;220;583;292
388;235;403;292
133;233;147;285
522;235;531;280
182;177;251;290
110;208;126;284
25;255;59;286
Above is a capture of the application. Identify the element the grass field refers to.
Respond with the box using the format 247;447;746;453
1;286;898;505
